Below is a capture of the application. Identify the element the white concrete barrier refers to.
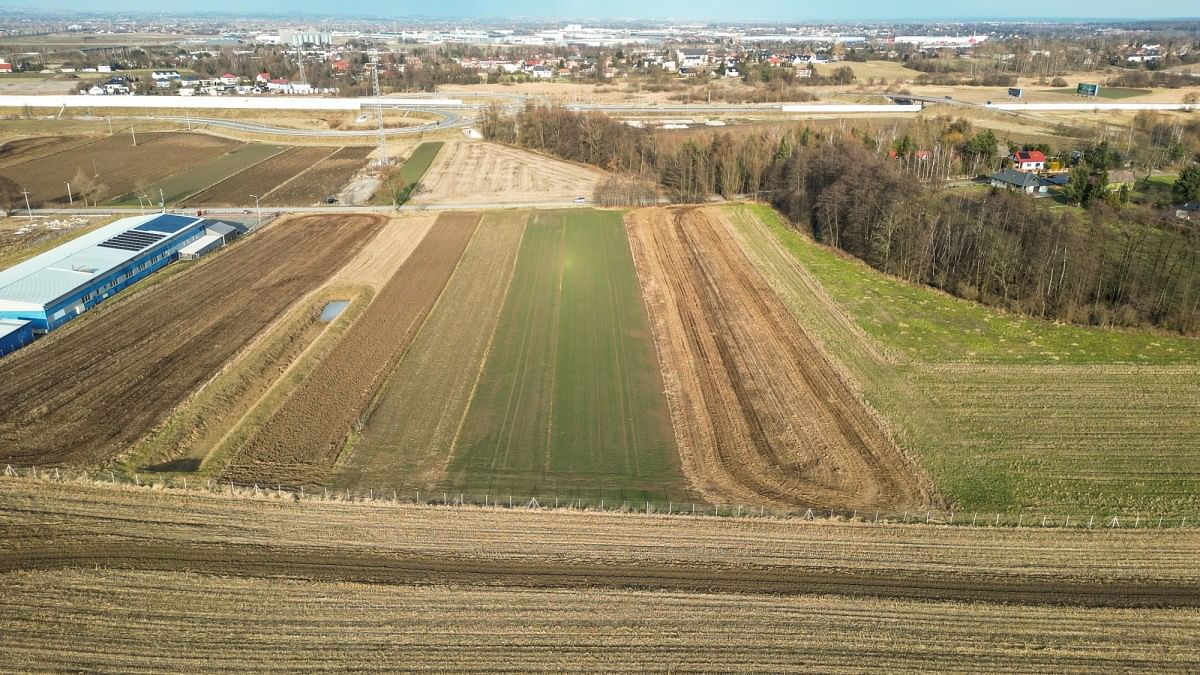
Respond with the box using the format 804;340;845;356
780;103;923;113
988;102;1198;111
0;95;463;111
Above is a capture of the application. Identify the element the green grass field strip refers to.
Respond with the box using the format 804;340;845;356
397;141;442;185
111;143;284;206
727;203;1200;517
369;141;443;205
336;211;527;489
733;204;1200;365
450;209;687;502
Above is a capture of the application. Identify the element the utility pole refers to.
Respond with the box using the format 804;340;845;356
250;194;262;229
185;110;192;131
65;182;73;206
107;115;113;135
370;51;389;166
158;187;165;212
20;189;32;224
130;125;137;146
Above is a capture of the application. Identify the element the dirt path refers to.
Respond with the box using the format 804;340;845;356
626;207;930;511
223;212;481;485
0;215;383;467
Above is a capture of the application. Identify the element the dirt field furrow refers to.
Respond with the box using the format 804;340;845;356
223;212;481;485
0;215;383;466
626;207;929;511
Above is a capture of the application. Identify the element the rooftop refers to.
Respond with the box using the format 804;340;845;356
990;168;1043;188
0;213;203;310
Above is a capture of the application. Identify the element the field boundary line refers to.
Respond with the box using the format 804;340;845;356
4;468;1196;531
173;144;290;206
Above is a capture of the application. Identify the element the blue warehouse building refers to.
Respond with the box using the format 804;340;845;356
0;213;211;334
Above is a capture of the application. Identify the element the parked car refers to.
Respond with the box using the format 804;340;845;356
574;196;587;203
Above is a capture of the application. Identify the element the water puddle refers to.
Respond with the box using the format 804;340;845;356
319;300;350;322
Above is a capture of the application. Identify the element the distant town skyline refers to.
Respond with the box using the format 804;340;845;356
8;0;1200;21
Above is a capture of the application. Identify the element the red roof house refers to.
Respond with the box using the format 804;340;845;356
1012;150;1047;171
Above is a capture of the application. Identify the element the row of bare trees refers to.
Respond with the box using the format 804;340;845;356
484;105;1200;333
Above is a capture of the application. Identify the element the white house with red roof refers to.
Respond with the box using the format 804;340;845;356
1011;150;1046;171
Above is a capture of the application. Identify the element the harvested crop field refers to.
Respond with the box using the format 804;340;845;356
223;212;480;485
413;141;603;205
726;203;1200;517
0;132;238;206
263;145;373;206
182;146;337;206
1;478;1199;670
626;207;931;511
0;215;383;467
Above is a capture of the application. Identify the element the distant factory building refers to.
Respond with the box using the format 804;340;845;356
0;213;239;337
280;30;332;46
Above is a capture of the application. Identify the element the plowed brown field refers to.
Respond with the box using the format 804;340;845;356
0;215;383;467
626;207;930;511
224;212;481;484
2;480;1198;670
0;132;238;206
182;146;337;206
262;146;372;205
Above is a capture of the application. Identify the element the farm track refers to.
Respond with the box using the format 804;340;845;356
224;212;481;485
627;207;929;511
0;215;384;466
181;146;336;206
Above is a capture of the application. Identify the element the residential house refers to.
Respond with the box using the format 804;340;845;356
0;61;13;73
676;48;709;68
1011;150;1047;171
219;73;239;86
990;168;1048;194
1106;170;1137;191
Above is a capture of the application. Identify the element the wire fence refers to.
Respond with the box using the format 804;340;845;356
5;464;1196;530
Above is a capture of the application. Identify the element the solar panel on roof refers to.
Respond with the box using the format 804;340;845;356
134;214;198;235
98;230;166;252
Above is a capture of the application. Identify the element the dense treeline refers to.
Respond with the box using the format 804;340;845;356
484;105;1200;332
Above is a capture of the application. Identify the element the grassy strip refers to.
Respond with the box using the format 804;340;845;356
370;141;443;206
450;209;686;501
197;286;373;479
741;203;1200;365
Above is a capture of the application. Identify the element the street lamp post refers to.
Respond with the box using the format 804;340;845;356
250;194;262;229
20;189;32;224
159;187;165;212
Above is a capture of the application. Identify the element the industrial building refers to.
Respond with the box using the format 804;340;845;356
0;213;241;337
0;318;33;356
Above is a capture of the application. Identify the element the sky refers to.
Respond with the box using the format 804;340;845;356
13;0;1200;20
